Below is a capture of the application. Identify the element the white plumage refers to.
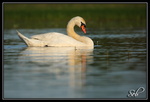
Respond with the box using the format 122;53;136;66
17;16;94;49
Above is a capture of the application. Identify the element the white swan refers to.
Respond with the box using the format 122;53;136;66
17;16;94;49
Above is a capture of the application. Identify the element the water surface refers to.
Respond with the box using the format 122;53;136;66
4;28;147;99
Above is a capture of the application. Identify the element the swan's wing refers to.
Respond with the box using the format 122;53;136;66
31;32;65;41
30;32;85;46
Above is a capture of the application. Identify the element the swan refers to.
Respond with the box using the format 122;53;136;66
17;16;94;49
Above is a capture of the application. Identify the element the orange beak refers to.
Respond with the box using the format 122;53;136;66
81;25;86;34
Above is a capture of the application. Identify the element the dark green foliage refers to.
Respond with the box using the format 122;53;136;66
3;3;146;29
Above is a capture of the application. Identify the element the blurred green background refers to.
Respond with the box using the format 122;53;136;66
3;3;147;29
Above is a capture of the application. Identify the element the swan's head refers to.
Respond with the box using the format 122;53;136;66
70;16;86;33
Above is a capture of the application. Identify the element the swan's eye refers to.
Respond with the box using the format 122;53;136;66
81;22;86;28
80;22;86;33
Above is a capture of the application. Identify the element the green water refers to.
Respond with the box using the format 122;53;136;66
3;28;147;98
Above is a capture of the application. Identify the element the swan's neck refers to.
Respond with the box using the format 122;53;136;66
66;19;94;47
67;21;81;41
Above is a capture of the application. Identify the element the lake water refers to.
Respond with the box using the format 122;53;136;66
3;28;147;99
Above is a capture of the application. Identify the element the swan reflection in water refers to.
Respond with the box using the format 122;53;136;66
19;47;93;88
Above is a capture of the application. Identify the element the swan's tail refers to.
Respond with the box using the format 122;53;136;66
16;30;31;46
